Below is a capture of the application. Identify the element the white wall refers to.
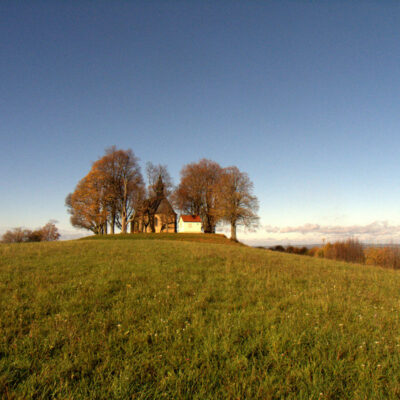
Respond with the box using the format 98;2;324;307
178;219;202;233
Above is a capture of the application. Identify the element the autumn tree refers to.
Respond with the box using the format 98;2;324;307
146;162;174;198
67;147;145;235
66;168;109;234
174;159;222;233
216;166;259;241
91;148;119;234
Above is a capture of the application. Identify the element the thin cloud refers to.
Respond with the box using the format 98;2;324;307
264;221;400;237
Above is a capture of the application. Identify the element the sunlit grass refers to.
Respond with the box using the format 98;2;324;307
79;232;242;245
1;238;400;398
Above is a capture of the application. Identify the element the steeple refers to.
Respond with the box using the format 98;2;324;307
155;175;164;198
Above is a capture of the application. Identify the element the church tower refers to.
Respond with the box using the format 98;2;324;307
155;175;165;198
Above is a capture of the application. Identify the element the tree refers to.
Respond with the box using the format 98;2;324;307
65;168;109;234
66;147;145;235
2;228;31;243
173;159;222;233
27;229;43;242
101;147;144;234
216;166;259;241
40;221;61;241
146;162;174;198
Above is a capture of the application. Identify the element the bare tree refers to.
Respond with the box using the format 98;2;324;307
2;222;61;243
216;166;259;241
2;228;31;243
40;221;61;241
146;162;174;198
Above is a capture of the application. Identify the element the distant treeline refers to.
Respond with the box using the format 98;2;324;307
1;222;60;243
267;238;400;269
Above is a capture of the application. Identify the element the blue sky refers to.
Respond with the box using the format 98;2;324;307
1;1;400;244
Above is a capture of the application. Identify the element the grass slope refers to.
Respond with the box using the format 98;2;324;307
80;232;241;246
1;238;400;399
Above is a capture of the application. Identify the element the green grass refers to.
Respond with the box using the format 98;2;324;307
1;237;400;399
80;232;242;245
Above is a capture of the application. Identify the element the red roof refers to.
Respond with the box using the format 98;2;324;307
180;215;202;223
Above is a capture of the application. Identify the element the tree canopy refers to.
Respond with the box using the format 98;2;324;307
173;159;222;233
215;166;259;241
66;148;259;240
66;147;144;234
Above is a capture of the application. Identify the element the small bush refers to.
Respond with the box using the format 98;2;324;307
321;238;365;263
308;247;320;257
269;245;285;252
365;246;400;269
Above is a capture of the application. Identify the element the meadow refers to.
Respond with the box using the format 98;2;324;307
1;235;400;399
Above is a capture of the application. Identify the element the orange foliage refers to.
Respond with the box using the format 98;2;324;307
66;168;109;234
66;147;144;234
317;238;365;263
365;247;400;269
174;159;222;233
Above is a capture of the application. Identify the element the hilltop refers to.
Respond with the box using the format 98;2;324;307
79;232;242;246
1;237;400;399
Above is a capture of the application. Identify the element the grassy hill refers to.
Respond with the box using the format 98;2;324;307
1;235;400;399
80;232;242;246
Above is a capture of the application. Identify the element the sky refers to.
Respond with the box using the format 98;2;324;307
1;1;400;245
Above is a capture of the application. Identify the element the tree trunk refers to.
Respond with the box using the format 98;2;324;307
121;179;128;233
110;213;115;234
203;215;212;233
121;214;127;233
231;222;237;242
